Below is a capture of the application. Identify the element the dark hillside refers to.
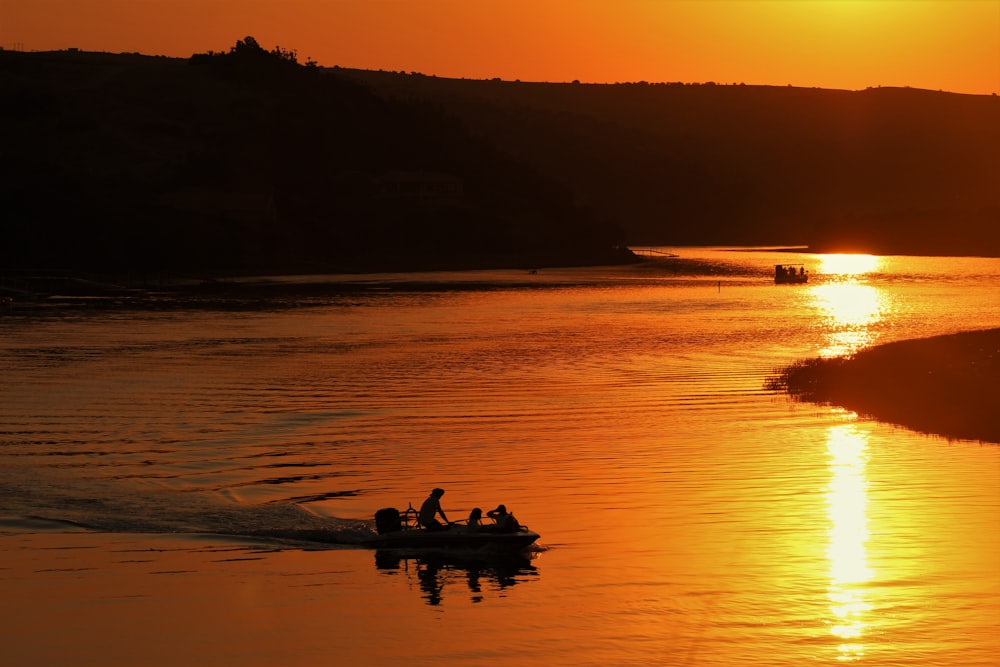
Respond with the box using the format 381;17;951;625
0;45;633;275
344;71;1000;256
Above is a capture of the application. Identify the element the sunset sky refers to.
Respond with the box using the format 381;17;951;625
2;0;998;95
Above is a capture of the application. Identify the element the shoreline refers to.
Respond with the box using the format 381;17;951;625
770;328;1000;444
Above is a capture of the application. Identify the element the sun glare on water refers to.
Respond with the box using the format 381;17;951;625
826;424;873;661
811;281;890;357
811;254;889;357
820;254;881;277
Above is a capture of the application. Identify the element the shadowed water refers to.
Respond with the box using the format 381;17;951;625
1;249;998;666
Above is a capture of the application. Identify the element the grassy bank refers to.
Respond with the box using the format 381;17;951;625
770;328;1000;444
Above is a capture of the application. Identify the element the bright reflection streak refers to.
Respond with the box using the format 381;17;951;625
811;282;888;357
826;425;873;661
813;282;884;327
811;254;888;358
820;254;881;276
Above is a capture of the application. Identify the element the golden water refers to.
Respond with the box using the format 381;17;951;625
1;249;998;666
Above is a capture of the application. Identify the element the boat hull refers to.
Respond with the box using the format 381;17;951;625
364;527;540;551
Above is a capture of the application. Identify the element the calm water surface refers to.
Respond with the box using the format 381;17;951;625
2;248;999;666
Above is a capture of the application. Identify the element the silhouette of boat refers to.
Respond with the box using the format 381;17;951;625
364;506;540;551
775;263;808;284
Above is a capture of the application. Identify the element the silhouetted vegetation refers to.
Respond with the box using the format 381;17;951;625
768;329;1000;444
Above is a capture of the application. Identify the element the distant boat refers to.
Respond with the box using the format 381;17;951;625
775;264;808;284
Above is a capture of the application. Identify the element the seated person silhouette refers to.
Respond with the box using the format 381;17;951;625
486;504;520;532
418;488;450;531
467;507;483;528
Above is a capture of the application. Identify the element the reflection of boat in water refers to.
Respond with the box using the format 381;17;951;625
374;549;539;606
775;263;808;284
364;506;541;551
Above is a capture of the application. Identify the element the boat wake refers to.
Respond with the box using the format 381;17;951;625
0;467;377;548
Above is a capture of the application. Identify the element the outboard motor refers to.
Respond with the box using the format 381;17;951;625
375;507;402;535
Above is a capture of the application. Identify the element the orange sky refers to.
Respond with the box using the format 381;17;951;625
2;0;998;95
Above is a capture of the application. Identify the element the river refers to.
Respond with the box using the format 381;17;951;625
1;248;998;666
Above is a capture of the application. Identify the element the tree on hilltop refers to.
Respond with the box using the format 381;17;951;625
190;36;299;70
230;35;298;64
230;35;264;55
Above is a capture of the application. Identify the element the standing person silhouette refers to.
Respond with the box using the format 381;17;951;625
418;487;450;530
